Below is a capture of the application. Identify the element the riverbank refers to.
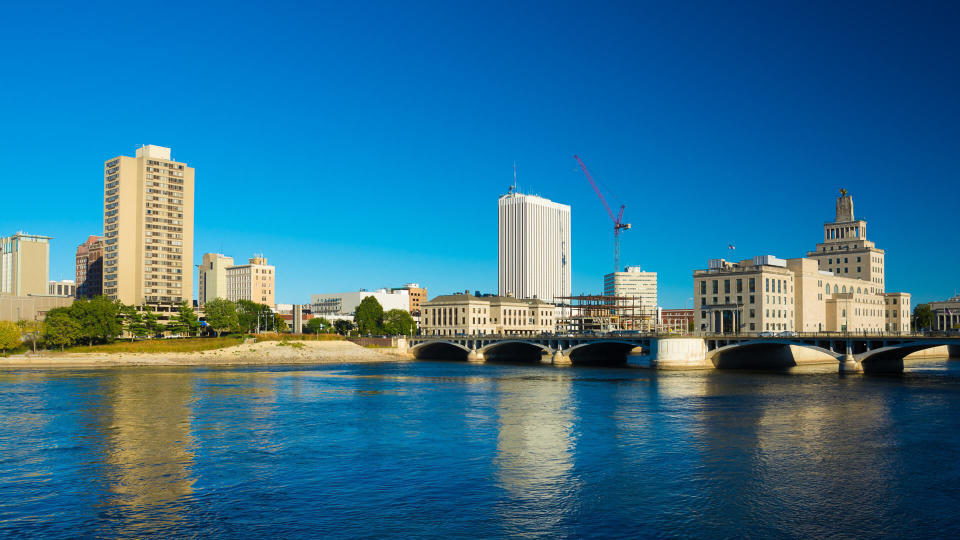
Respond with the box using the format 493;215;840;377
0;339;409;368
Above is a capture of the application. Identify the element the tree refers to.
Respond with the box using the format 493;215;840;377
274;314;288;333
306;317;328;336
913;304;934;331
0;321;21;355
354;296;384;335
141;305;162;337
382;309;415;335
334;319;354;336
121;304;148;340
169;302;201;337
43;309;80;351
71;296;122;346
204;298;239;337
17;319;44;354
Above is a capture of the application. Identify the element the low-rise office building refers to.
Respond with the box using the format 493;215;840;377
930;295;960;331
1;232;51;297
391;283;427;316
421;293;555;336
48;280;76;297
884;293;911;332
310;289;410;316
199;253;276;307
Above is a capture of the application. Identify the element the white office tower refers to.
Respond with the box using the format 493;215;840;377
498;192;571;304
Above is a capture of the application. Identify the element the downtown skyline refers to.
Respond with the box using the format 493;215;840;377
1;1;958;307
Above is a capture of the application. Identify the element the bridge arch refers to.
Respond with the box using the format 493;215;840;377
480;340;553;363
707;340;838;370
410;340;471;361
565;340;645;365
857;341;958;373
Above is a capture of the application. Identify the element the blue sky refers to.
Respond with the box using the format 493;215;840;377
1;1;957;307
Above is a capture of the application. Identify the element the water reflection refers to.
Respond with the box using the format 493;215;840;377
494;373;577;535
99;370;197;533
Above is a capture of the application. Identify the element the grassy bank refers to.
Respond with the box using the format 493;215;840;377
64;336;244;354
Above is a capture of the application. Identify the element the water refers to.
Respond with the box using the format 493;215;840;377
2;359;960;538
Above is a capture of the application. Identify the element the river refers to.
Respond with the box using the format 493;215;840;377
2;358;960;538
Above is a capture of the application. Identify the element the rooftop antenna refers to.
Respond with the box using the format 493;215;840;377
513;161;518;194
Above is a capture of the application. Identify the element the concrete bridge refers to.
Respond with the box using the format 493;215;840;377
400;334;960;373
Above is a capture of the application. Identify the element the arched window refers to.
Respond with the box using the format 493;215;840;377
825;284;830;295
834;285;839;293
842;286;847;293
857;288;861;294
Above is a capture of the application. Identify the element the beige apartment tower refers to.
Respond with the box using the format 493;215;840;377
102;145;194;309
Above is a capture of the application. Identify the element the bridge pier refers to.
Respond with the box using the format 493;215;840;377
552;349;571;366
467;349;485;363
839;353;862;373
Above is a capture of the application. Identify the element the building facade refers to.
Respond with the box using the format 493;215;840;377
930;295;960;331
421;293;555;336
391;283;427;316
75;235;103;298
199;253;275;307
225;256;275;306
102;145;194;309
48;280;76;297
310;289;410;316
498;192;571;304
0;232;51;297
693;192;910;334
604;266;658;315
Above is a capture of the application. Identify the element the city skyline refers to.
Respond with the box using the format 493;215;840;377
1;2;958;307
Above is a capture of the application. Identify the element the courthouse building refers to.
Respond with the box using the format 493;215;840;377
421;293;555;336
693;191;910;334
930;294;960;331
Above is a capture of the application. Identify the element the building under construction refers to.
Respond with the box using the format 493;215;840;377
556;294;659;333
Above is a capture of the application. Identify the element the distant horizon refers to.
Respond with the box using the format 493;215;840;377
2;1;958;308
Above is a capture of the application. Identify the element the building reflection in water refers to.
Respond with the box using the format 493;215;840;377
687;372;896;536
99;369;197;533
493;373;578;535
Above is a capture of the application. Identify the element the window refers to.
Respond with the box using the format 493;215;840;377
749;278;755;292
724;280;730;294
700;281;706;295
749;295;755;304
712;280;718;294
736;279;743;293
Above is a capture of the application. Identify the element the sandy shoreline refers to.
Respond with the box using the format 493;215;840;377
0;340;411;368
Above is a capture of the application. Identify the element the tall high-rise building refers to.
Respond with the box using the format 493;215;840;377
0;232;51;297
102;145;194;308
498;192;571;304
199;253;275;308
75;235;103;298
604;266;658;313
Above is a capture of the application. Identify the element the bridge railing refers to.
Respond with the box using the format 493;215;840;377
697;331;940;339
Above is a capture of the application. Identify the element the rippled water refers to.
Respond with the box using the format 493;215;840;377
2;358;960;538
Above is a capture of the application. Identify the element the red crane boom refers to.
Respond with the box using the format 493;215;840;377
574;155;631;273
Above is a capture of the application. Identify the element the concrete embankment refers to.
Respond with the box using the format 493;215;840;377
0;340;406;368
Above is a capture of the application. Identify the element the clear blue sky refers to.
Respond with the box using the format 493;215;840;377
1;1;957;307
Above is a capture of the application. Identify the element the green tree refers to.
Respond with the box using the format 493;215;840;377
169;302;201;337
274;314;288;333
43;309;80;351
204;298;239;337
71;296;122;345
382;309;415;335
334;319;354;336
913;304;934;331
140;305;162;337
306;317;328;336
354;296;384;335
0;321;21;355
17;319;44;354
121;304;148;340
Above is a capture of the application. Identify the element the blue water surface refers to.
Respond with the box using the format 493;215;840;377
2;359;960;538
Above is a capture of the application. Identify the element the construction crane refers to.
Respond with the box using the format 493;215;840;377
574;155;631;273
